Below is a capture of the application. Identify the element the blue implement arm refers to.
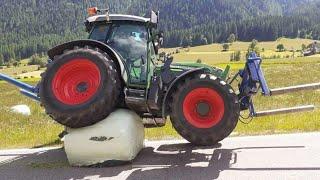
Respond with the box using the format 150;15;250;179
238;52;320;117
0;73;40;102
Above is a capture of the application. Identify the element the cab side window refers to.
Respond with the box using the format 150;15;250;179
108;24;148;85
89;24;110;42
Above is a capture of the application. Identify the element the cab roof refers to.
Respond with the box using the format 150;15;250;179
86;14;150;23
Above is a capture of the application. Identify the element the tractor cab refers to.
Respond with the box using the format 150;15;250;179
85;8;161;87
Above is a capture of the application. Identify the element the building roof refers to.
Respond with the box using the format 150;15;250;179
86;14;150;23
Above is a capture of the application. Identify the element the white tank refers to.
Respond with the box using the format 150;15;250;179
64;109;144;167
10;104;31;116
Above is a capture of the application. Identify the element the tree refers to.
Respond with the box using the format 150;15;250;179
276;44;285;52
227;34;236;44
29;54;47;68
192;34;203;46
2;0;320;56
222;43;230;51
246;39;260;57
234;51;241;61
13;61;19;67
206;33;213;44
230;51;241;61
230;54;234;61
0;54;4;66
249;39;258;50
196;59;202;63
200;35;208;45
181;36;192;47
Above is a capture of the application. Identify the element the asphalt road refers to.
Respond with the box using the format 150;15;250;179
1;133;320;180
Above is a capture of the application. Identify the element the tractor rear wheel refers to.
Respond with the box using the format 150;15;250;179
170;73;240;146
39;47;121;128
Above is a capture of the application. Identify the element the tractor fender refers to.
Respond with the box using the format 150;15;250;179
161;68;205;118
47;39;128;84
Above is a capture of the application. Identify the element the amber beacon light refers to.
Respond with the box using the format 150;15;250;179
88;7;98;16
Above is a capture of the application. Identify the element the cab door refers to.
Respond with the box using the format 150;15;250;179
107;23;149;88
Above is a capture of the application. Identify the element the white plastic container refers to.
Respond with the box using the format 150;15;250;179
10;104;31;116
64;109;144;167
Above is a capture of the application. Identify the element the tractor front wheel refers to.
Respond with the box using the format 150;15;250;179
170;74;240;146
39;47;121;128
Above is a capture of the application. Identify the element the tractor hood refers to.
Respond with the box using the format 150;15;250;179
170;62;225;77
155;61;228;82
171;62;221;70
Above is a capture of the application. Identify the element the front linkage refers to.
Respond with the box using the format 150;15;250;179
236;52;320;118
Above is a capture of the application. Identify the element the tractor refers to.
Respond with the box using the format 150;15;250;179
1;8;320;146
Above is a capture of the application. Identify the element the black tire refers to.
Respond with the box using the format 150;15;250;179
39;46;121;128
170;73;240;146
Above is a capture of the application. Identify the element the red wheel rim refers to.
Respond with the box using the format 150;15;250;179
52;59;101;105
183;88;225;129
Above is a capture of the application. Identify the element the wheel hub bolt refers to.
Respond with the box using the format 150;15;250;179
77;82;88;93
196;102;211;117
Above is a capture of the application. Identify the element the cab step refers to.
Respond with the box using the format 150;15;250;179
142;113;166;128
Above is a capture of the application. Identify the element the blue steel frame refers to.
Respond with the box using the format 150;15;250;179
0;73;40;101
238;52;270;116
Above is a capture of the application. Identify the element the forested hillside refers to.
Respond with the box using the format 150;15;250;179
1;0;320;63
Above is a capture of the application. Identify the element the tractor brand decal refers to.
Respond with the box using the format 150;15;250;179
90;136;114;142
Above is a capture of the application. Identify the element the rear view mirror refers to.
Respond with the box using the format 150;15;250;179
151;11;159;24
158;31;164;46
84;21;93;32
154;31;164;54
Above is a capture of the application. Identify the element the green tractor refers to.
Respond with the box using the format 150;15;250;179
38;8;239;145
1;8;319;146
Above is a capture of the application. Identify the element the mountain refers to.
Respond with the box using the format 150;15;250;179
0;0;320;63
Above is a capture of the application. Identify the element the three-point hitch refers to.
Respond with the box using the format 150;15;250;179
237;52;320;118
